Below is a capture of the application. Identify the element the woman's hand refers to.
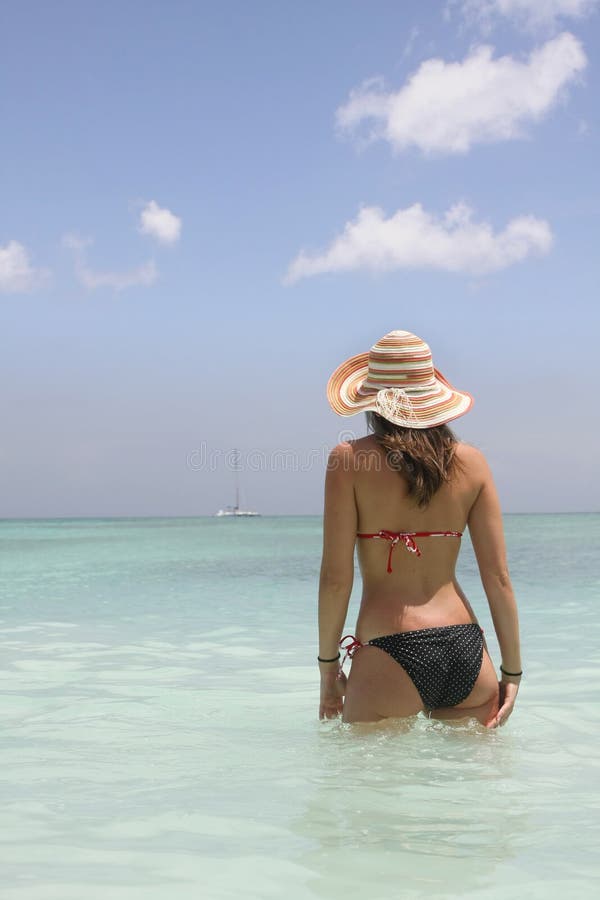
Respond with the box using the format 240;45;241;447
319;667;347;720
488;678;520;727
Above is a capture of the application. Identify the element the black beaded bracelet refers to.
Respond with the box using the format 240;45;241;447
500;664;523;677
317;653;341;663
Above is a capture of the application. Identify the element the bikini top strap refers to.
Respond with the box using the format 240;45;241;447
355;530;421;572
355;530;462;573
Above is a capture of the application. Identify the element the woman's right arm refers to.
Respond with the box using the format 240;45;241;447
467;449;522;725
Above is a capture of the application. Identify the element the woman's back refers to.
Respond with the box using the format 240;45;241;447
350;435;486;636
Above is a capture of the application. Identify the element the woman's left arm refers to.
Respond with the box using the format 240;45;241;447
318;442;357;718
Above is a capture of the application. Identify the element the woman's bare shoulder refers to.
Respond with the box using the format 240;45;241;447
456;442;492;488
327;435;381;473
349;435;382;468
348;434;378;450
455;441;492;481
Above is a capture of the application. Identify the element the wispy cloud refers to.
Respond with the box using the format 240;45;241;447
61;233;93;253
336;32;586;156
448;0;599;33
401;25;420;60
0;240;50;294
138;200;182;244
76;260;158;291
62;232;158;292
284;201;553;283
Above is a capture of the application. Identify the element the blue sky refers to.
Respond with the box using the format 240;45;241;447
1;0;599;516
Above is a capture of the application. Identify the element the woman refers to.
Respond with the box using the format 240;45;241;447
318;330;522;727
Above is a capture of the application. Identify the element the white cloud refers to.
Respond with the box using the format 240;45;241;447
62;232;158;292
450;0;599;32
0;240;50;293
76;260;158;291
336;32;586;155
138;200;182;244
284;201;553;283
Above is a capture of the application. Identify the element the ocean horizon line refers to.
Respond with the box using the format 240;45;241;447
1;510;599;522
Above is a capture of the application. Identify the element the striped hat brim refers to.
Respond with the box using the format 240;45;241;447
327;352;473;429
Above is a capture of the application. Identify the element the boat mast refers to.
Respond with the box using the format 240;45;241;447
233;448;240;512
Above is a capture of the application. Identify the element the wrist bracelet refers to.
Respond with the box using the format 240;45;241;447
500;664;523;677
317;653;341;663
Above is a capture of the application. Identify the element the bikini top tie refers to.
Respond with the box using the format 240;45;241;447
356;529;463;574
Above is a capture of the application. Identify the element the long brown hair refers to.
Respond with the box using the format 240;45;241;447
366;412;462;508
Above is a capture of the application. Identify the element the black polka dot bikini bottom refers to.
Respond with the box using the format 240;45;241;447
339;623;484;711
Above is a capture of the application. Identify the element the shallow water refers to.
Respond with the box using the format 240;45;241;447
1;515;599;899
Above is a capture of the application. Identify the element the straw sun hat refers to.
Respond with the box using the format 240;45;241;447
326;330;473;429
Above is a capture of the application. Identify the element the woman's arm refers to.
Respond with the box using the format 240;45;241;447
318;443;357;719
318;442;357;658
467;451;522;677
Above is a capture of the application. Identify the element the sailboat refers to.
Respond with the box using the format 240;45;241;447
214;449;260;517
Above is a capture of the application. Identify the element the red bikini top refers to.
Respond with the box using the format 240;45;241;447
356;529;463;574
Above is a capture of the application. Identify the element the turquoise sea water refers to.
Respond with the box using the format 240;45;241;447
1;514;599;899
